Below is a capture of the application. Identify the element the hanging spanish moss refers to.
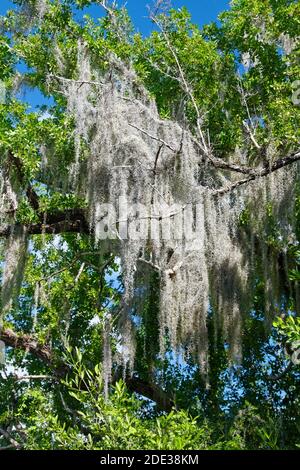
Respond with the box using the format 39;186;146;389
46;45;299;379
1;225;28;317
0;0;299;392
0;167;19;225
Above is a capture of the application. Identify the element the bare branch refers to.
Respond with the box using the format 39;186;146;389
146;57;182;84
75;262;86;283
243;121;261;150
13;375;53;381
96;0;127;43
0;426;22;449
128;123;177;152
48;73;104;88
237;78;261;150
138;257;161;271
148;10;209;155
0;150;298;234
96;0;117;16
213;149;300;196
0;209;89;238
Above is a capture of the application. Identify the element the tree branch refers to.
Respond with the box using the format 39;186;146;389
48;73;105;88
0;328;54;368
0;151;298;236
0;327;174;411
126;376;174;412
0;426;22;449
213;149;300;196
13;375;53;381
128;123;178;152
0;209;89;238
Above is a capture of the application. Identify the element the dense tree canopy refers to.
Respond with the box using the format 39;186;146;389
0;0;299;450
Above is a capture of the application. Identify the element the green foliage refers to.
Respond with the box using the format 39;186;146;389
274;315;300;345
0;0;299;451
0;352;245;450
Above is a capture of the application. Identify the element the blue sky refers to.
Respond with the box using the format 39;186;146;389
0;1;229;32
0;0;229;108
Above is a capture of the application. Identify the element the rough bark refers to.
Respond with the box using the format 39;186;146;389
0;209;89;237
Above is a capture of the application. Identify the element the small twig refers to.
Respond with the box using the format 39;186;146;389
48;73;104;88
13;374;53;381
243;121;261;150
238;78;261;150
128;123;177;152
153;144;164;175
138;257;161;271
146;57;182;84
42;252;111;282
75;262;85;283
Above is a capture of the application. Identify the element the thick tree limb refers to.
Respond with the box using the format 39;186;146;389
126;376;174;412
130;121;299;177
0;209;89;237
0;151;299;236
206;154;255;175
0;426;21;450
0;328;54;367
213;149;300;196
0;328;174;411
